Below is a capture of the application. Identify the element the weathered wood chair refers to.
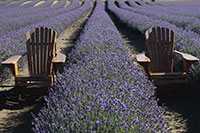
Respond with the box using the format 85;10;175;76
136;27;199;84
2;27;66;97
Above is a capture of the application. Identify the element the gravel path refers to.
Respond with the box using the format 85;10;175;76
0;9;93;133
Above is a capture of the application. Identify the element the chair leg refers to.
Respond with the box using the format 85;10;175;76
16;86;20;99
15;81;23;100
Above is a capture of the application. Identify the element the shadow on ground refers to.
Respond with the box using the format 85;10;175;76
156;84;200;133
105;3;145;55
0;88;45;133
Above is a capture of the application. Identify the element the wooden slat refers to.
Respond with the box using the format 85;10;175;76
15;74;50;78
157;27;162;72
31;29;36;75
50;31;56;73
52;31;56;55
153;27;159;72
29;29;35;75
15;83;51;87
147;28;154;71
150;72;188;80
36;28;40;75
44;27;48;74
170;30;175;72
145;30;149;51
26;31;32;75
40;27;44;74
16;77;51;82
26;31;30;40
166;28;171;72
161;27;167;72
150;72;187;76
47;28;52;74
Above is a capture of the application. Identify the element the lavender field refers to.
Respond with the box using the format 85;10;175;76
0;0;200;132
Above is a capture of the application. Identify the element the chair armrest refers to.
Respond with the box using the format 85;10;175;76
136;51;151;76
175;50;199;73
1;52;27;65
1;52;27;76
136;51;151;63
52;51;66;64
174;50;199;62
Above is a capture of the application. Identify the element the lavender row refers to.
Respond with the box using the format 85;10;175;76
0;0;91;82
0;0;15;7
126;0;159;7
36;0;55;8
2;0;28;8
20;0;42;8
50;0;67;9
0;0;67;20
32;1;166;132
0;1;80;34
0;2;58;20
125;1;200;34
143;1;200;19
107;0;200;78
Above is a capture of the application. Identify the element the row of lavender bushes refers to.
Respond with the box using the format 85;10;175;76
0;0;80;34
107;0;200;81
126;0;200;35
155;1;200;18
3;0;28;7
32;1;166;132
0;0;91;82
0;0;63;20
0;0;15;7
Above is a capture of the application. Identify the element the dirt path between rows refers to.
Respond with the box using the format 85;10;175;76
106;7;200;133
0;9;92;133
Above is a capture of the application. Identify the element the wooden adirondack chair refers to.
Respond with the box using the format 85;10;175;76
136;27;199;84
2;27;66;97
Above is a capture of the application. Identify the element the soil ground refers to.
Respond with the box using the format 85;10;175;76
105;6;200;133
0;9;92;133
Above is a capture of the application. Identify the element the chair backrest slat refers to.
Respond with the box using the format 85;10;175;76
166;28;170;71
31;29;36;75
44;27;48;74
161;27;166;71
26;27;56;76
170;30;175;72
47;29;52;74
26;31;32;75
36;28;40;75
146;27;175;73
40;27;44;74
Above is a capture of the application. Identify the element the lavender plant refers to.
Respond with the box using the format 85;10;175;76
141;1;200;19
0;0;80;34
0;0;15;7
4;0;30;7
51;0;67;9
20;0;41;8
32;1;166;132
125;0;200;34
36;0;55;8
0;0;71;20
126;0;142;7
